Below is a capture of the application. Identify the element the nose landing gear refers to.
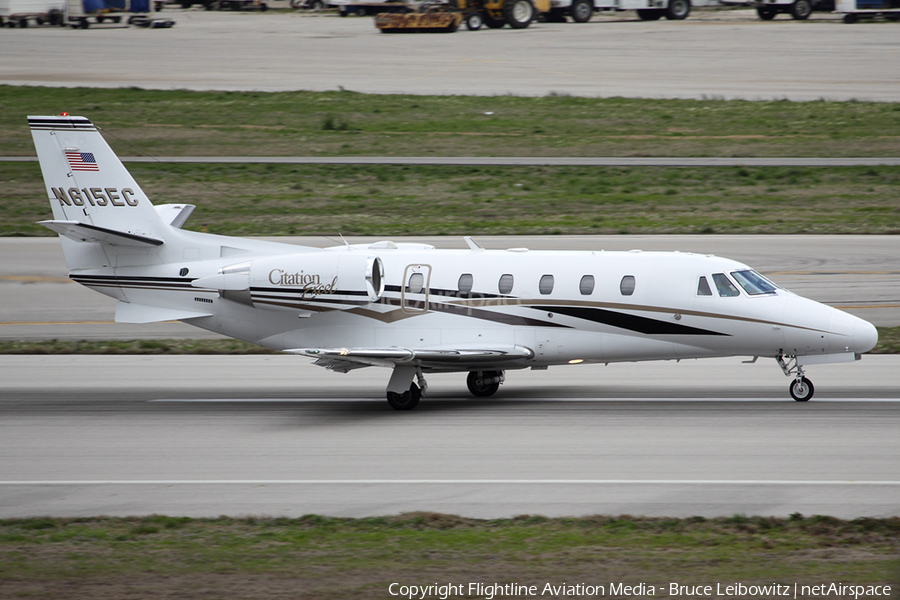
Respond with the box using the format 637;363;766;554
789;376;814;402
777;355;815;402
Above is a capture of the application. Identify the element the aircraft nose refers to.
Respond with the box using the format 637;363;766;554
852;318;878;354
829;309;878;354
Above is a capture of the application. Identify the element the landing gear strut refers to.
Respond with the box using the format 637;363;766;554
466;370;504;397
387;382;421;410
777;355;815;402
386;366;427;410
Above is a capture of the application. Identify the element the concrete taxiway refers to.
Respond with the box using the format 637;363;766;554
1;355;898;519
1;10;898;101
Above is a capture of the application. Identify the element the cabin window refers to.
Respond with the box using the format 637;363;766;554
697;276;712;296
498;274;514;295
407;272;425;294
580;275;595;295
712;273;740;297
620;275;636;296
731;270;778;295
539;274;554;295
458;273;473;295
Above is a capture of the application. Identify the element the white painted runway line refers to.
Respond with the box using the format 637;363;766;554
3;479;899;486
149;397;900;403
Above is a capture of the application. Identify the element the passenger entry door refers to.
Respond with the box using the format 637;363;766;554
401;264;431;313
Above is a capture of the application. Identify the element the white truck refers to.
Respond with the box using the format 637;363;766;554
752;0;832;19
546;0;719;21
835;0;900;21
0;0;65;26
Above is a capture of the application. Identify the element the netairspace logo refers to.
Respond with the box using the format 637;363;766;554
387;582;893;600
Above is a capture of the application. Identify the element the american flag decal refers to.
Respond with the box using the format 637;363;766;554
65;151;99;172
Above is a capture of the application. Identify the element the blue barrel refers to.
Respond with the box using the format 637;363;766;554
82;0;105;12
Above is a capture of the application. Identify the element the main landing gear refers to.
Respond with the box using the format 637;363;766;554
387;382;421;410
384;367;506;410
777;355;815;402
385;366;426;411
466;370;505;397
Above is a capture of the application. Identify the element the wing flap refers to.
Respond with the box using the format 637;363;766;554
285;345;535;371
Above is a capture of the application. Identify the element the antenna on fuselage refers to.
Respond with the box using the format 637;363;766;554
464;236;484;251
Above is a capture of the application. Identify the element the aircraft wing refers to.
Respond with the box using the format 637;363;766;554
285;345;535;373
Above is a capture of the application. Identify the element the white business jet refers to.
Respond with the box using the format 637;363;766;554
30;115;878;409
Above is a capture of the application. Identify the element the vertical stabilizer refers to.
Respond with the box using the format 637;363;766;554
29;116;170;262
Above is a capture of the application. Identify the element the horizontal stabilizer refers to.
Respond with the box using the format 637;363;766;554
154;204;196;229
39;220;164;247
115;301;213;324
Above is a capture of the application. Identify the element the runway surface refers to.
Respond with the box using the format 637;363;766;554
1;9;898;101
2;355;898;519
2;235;897;342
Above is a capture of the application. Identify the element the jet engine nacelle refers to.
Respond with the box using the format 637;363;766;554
248;252;384;309
196;252;384;309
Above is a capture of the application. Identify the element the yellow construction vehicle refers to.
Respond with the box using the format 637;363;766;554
375;0;550;32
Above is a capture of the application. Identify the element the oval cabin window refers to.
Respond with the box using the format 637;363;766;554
407;272;424;294
580;275;594;295
539;274;554;295
620;275;636;296
498;274;514;295
458;273;473;295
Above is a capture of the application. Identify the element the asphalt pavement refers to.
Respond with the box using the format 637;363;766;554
1;9;898;101
2;354;898;518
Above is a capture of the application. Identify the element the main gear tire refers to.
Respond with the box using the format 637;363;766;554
466;371;501;398
387;383;421;410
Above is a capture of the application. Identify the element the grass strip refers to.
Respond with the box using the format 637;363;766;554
0;328;896;354
4;162;900;237
3;86;900;158
0;514;897;599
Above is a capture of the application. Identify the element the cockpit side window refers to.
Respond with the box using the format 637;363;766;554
712;273;740;297
697;276;713;296
731;270;778;295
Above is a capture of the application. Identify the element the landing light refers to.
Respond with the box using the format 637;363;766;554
568;359;584;364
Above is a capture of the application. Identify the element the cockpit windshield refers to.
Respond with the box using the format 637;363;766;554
731;270;779;295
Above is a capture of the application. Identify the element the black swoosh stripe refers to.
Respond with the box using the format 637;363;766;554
533;305;729;336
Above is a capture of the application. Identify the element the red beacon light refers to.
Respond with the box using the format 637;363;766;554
60;112;69;116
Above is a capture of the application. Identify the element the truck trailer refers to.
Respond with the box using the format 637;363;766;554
547;0;721;22
0;0;65;26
